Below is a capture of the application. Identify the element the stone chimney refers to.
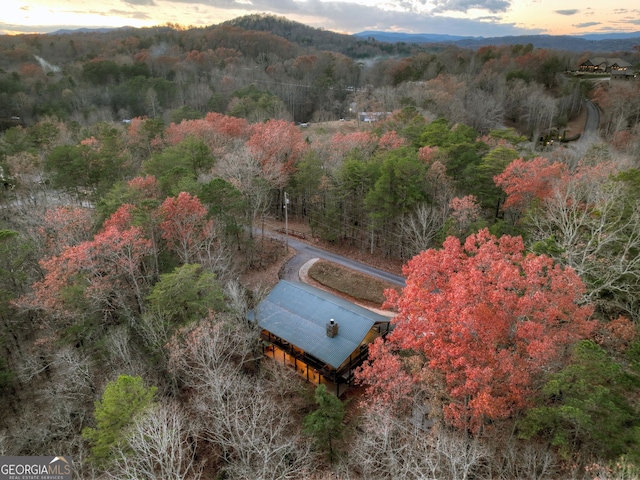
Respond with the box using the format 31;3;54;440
326;319;338;338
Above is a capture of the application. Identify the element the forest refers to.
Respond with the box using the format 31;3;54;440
1;13;640;479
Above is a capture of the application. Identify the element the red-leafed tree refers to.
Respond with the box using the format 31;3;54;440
17;206;155;324
246;119;307;189
125;117;166;161
98;176;164;276
127;175;163;203
378;131;406;150
159;192;216;265
38;206;94;256
448;195;481;237
357;229;595;432
203;112;250;139
165;113;250;157
418;145;439;164
494;157;566;213
79;222;154;320
102;203;137;232
165;119;211;144
329;131;378;160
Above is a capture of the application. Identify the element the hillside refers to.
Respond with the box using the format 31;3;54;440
223;14;432;57
226;14;640;54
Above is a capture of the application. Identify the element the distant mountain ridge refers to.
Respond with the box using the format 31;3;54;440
224;15;640;53
356;30;640;42
40;14;640;54
579;32;640;41
355;31;478;43
354;30;640;52
50;26;136;35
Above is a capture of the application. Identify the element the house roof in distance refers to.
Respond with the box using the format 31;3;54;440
582;57;632;68
248;280;390;369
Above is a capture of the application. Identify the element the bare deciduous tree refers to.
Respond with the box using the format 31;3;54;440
109;402;203;480
401;203;448;257
527;163;640;317
167;317;314;479
348;405;560;480
464;87;505;133
7;345;95;457
103;325;148;377
348;406;490;480
492;438;558;479
216;145;274;235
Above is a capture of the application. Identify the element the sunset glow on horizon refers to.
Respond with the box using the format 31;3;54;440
2;0;639;38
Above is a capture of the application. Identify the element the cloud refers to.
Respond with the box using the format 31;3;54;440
163;0;533;36
106;9;153;20
167;0;514;20
2;0;546;37
312;3;533;36
122;0;156;6
431;0;511;14
573;21;600;29
555;9;579;16
177;0;302;10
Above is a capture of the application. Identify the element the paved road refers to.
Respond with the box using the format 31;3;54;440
578;99;600;145
270;232;406;287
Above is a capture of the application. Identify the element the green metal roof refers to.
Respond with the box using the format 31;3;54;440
249;280;389;369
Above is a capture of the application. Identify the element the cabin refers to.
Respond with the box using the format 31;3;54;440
578;57;632;73
248;280;392;396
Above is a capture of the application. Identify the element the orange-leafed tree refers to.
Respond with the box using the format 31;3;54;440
357;229;595;432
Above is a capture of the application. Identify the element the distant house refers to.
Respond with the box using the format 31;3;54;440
579;57;632;73
611;69;637;80
359;111;392;123
248;280;392;395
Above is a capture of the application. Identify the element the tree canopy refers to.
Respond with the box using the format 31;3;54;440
358;229;595;432
82;375;156;466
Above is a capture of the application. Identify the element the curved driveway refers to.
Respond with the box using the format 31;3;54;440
273;233;406;287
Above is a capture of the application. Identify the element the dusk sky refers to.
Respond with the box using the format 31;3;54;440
2;0;640;38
